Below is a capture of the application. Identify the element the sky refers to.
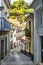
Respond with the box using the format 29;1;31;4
11;0;33;4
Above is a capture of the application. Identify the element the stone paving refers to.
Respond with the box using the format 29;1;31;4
1;49;36;65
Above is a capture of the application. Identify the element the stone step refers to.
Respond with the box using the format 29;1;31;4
35;62;43;65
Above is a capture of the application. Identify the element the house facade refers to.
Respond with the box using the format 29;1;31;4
0;0;11;61
30;0;43;63
25;13;34;61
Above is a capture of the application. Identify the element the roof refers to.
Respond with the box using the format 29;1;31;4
4;0;11;8
25;13;34;21
30;0;41;8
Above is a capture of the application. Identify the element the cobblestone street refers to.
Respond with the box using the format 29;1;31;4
1;49;35;65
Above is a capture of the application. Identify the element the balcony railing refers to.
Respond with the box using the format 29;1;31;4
0;18;11;31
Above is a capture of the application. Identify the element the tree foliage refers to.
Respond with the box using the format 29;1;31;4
9;0;34;22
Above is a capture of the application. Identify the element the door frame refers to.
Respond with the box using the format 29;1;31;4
5;37;7;55
0;35;7;58
40;36;43;62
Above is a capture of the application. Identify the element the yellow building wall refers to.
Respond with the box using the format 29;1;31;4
26;18;34;55
26;37;31;53
31;19;34;55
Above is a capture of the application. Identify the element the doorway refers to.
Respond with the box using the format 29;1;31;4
41;36;43;62
1;39;4;59
5;38;7;55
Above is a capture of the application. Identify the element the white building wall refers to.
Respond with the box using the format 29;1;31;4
7;33;10;52
10;30;13;43
13;30;16;44
21;41;25;51
34;11;41;63
34;0;43;62
2;1;8;18
0;0;9;20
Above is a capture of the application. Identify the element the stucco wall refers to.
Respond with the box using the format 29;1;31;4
0;0;9;20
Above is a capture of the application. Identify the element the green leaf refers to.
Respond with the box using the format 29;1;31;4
10;16;16;19
9;0;34;23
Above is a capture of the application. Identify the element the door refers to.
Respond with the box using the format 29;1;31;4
1;39;4;59
5;38;7;55
0;39;1;65
41;36;43;62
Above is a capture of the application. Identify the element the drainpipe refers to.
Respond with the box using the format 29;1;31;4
41;0;43;24
42;0;43;11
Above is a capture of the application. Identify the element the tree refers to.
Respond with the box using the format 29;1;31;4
9;0;34;23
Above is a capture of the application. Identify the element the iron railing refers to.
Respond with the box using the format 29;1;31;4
0;18;11;31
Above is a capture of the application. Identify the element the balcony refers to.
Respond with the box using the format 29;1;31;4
0;18;11;31
0;0;4;10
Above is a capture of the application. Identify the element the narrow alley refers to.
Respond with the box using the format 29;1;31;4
0;0;43;65
1;48;34;65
